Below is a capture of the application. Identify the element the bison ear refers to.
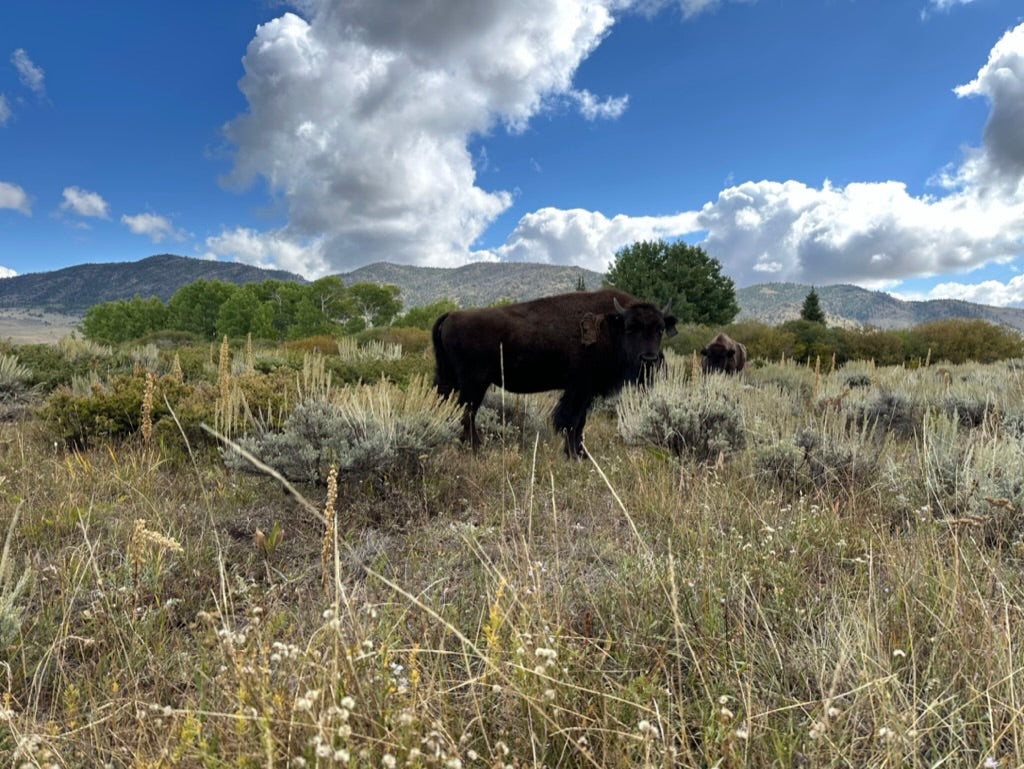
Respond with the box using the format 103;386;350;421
664;315;678;338
579;313;602;345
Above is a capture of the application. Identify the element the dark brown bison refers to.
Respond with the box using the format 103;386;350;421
432;289;677;458
701;332;747;374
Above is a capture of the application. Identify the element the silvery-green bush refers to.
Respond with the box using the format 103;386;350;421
474;390;554;449
0;507;32;648
895;410;1024;544
851;389;923;440
226;376;461;484
0;353;32;404
617;375;745;462
754;414;883;496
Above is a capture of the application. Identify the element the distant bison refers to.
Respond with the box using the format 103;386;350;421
701;332;747;374
432;289;678;458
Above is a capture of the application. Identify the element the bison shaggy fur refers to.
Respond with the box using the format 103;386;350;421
432;289;677;458
701;332;747;374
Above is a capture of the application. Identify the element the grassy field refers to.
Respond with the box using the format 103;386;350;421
0;311;81;345
2;345;1024;768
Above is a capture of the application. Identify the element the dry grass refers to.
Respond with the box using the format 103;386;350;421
1;355;1024;767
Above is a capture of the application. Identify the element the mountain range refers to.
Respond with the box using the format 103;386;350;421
0;253;1020;332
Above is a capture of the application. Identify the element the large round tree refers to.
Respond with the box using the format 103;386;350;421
604;240;739;325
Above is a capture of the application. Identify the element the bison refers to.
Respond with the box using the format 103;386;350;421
701;332;747;374
432;289;677;458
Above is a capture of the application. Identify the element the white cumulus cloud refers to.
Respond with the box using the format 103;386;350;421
0;181;31;215
215;0;623;276
694;177;1024;288
952;23;1024;194
11;49;45;96
60;186;109;219
205;227;329;277
485;207;700;271
211;3;1024;299
121;212;185;243
892;276;1024;307
572;88;629;120
518;19;1024;295
681;22;1024;294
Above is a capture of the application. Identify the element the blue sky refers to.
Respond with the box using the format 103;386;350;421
2;0;1024;305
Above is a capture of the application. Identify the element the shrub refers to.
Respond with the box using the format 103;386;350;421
0;353;33;404
13;343;99;392
473;390;555;449
838;360;875;389
326;355;434;388
748;362;817;401
39;374;213;449
282;335;341;356
915;318;1024;364
134;329;204;348
617;375;746;462
225;376;461;485
852;389;923;440
0;505;32;649
907;410;1024;544
754;416;882;497
375;326;431;356
336;337;403;362
128;343;161;372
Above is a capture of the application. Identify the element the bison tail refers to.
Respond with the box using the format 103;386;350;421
431;312;456;396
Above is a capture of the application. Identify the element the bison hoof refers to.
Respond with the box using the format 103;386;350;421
565;445;588;460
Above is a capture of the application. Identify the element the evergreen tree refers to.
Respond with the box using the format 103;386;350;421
604;240;738;325
801;288;826;324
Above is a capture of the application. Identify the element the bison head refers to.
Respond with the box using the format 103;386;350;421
701;343;735;372
612;297;677;384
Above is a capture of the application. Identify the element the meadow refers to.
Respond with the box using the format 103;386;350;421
2;335;1024;768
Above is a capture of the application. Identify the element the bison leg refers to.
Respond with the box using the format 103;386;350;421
457;387;487;450
554;389;592;459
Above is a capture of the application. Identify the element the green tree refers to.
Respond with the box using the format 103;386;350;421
166;279;238;340
801;288;826;324
780;319;848;365
394;298;459;330
348;282;402;327
250;280;307;338
82;296;169;343
215;286;274;339
915;318;1024;364
604;240;738;325
289;297;343;339
306;277;357;326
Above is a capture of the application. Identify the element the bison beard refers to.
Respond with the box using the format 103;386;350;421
432;289;678;458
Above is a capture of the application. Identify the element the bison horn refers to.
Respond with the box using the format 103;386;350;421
613;297;628;316
661;298;672;315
